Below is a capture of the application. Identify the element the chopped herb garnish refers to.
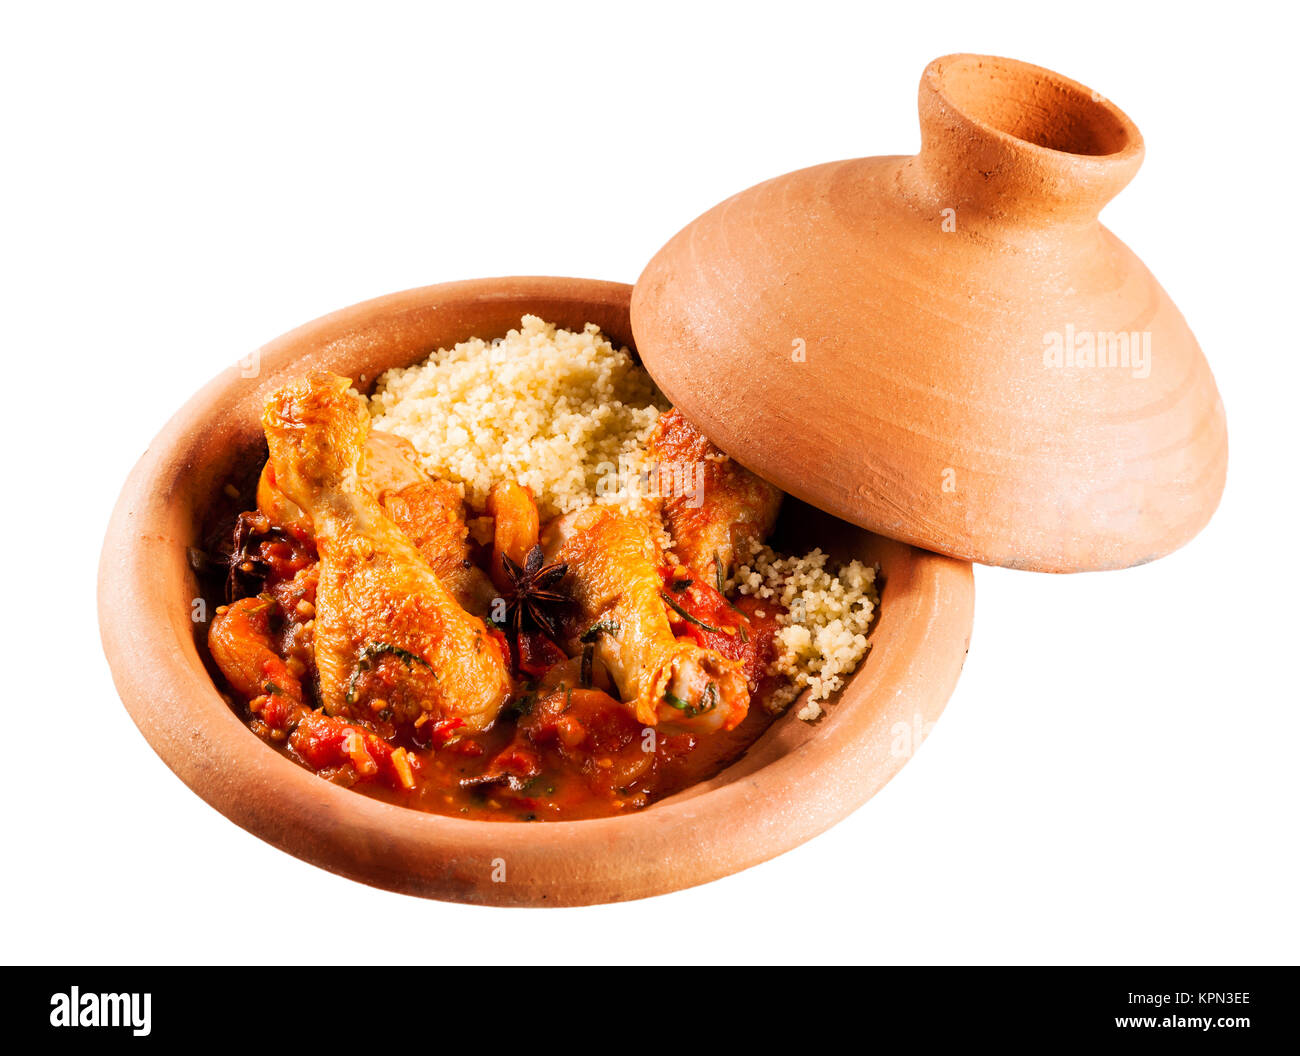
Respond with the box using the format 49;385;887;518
580;618;621;643
345;642;431;704
662;690;692;711
659;591;726;634
662;681;719;719
672;577;693;592
713;550;746;614
580;643;594;687
357;642;428;667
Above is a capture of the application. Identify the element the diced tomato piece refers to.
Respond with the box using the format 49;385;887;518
516;632;567;677
658;569;780;691
289;711;417;791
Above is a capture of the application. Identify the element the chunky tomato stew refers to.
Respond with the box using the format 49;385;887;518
199;372;791;821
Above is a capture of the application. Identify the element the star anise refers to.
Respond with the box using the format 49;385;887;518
501;544;569;650
224;511;284;603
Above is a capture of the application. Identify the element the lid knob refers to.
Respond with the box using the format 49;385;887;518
905;54;1144;226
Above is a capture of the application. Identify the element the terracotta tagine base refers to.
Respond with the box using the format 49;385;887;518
98;277;975;905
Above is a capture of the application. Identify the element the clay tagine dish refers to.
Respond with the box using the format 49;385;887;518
99;277;975;905
99;53;1224;904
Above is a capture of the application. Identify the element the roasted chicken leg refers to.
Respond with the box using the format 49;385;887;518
261;371;511;732
543;505;749;732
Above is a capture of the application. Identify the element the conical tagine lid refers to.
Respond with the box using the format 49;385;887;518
631;54;1227;572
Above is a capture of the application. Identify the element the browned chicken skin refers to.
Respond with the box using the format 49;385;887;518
258;429;494;615
648;408;782;582
261;371;511;732
380;478;495;617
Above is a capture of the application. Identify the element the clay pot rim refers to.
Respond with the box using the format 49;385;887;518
97;276;975;905
924;52;1144;163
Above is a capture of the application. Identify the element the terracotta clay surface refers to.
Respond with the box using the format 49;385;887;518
98;277;974;906
632;54;1227;572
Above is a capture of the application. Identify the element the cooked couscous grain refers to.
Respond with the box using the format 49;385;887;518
729;546;878;720
369;316;668;518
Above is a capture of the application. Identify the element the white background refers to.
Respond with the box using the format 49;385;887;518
3;1;1296;966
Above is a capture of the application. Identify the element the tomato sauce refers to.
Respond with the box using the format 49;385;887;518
203;513;785;822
